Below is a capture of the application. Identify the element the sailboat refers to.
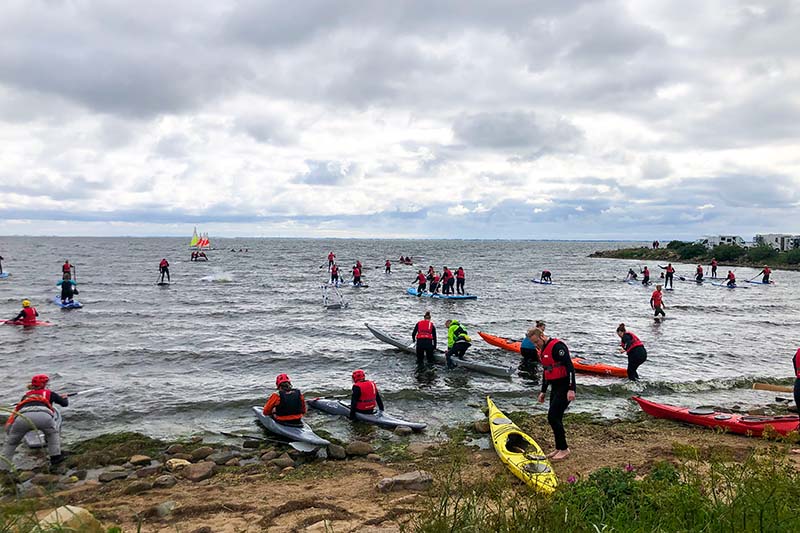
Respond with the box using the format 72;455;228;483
189;227;200;249
189;228;213;250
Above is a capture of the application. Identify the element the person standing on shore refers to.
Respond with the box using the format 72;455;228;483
616;324;648;380
412;311;436;367
650;285;666;319
530;327;576;461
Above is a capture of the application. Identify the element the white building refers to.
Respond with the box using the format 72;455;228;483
698;235;746;249
754;233;800;252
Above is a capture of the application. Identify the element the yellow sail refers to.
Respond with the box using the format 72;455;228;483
189;227;200;247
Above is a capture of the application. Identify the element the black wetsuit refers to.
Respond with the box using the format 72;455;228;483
412;322;437;366
541;341;576;451
621;333;648;380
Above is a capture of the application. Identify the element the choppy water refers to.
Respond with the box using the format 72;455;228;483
1;237;798;444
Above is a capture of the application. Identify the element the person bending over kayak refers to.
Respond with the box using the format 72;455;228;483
616;323;647;380
758;265;771;284
456;267;465;294
349;369;385;420
540;270;552;283
641;266;650;285
263;374;306;427
725;270;736;287
10;300;38;325
412;311;437;366
650;285;666;319
1;374;69;470
385;260;391;274
159;258;170;283
56;273;79;304
444;319;471;369
529;328;576;461
659;263;675;289
625;268;638;281
695;264;704;283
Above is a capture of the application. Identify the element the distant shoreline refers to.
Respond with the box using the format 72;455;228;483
589;246;800;272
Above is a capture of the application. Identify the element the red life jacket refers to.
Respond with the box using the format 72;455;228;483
727;272;735;281
21;307;37;325
697;266;703;275
62;263;71;273
540;338;568;381
433;275;440;283
764;267;771;275
329;253;335;261
159;259;168;268
274;389;304;420
666;266;675;274
353;267;360;277
416;320;433;340
385;261;391;267
795;348;800;378
711;260;717;267
651;290;663;307
354;381;377;411
456;269;464;279
621;332;644;353
417;273;426;284
643;268;649;276
331;266;338;275
5;389;53;427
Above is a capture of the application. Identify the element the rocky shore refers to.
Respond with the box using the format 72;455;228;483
589;246;800;271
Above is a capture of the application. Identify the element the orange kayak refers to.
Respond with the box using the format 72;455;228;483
477;331;628;378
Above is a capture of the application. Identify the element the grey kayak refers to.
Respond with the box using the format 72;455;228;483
307;397;426;431
251;406;330;447
24;408;62;449
364;322;515;378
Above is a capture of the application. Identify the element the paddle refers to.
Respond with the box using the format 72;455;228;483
219;431;318;452
65;387;102;397
753;383;793;393
747;273;761;282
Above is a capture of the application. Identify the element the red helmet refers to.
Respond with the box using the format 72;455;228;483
275;373;291;387
352;369;366;382
31;374;49;388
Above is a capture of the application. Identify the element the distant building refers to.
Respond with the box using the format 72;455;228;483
698;235;746;249
754;233;800;252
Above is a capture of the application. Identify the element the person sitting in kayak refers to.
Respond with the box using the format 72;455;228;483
330;263;340;285
349;369;385;420
328;252;336;268
625;268;638;281
725;270;736;287
616;323;647;380
414;271;427;295
758;265;771;284
412;311;437;366
190;251;197;261
1;374;69;470
650;285;666;319
540;270;552;283
159;258;170;283
641;266;650;285
444;319;472;369
456;267;465;294
521;320;546;364
695;264;704;282
352;265;362;286
385;260;391;273
263;374;306;427
10;300;38;325
56;273;79;304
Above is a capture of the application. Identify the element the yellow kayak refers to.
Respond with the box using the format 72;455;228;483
487;396;558;494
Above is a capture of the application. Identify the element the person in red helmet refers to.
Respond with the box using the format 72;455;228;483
349;369;385;420
262;374;306;426
2;374;69;469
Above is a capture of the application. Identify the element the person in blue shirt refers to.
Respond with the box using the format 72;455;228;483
56;272;78;304
521;320;546;363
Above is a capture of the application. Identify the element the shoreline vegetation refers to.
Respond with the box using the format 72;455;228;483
3;408;800;532
589;240;800;272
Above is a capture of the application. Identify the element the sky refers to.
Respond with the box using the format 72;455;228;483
1;0;799;239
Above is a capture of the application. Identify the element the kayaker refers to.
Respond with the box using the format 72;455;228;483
349;369;384;420
1;374;68;470
262;374;306;427
521;320;546;364
328;252;335;268
540;270;552;283
641;266;650;285
444;319;471;369
61;260;73;277
616;323;647;380
10;300;38;325
330;263;340;285
650;284;666;319
412;311;437;366
725;270;736;287
758;265;771;284
56;273;78;304
352;265;362;286
414;270;427;295
456;267;465;295
710;258;718;278
385;260;391;274
659;263;675;289
159;258;170;283
530;328;576;461
695;264;704;283
190;251;197;261
625;268;638;281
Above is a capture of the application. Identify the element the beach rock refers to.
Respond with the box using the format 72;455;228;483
190;446;214;461
328;444;346;460
166;444;186;455
171;453;193;461
38;505;103;533
394;426;413;436
367;454;382;462
129;454;152;466
346;441;374;456
183;461;216;482
191;527;213;533
166;458;191;472
18;470;35;482
31;473;60;486
154;500;177;518
260;451;279;462
242;440;261;449
73;469;87;480
225;458;240;467
407;442;436;456
136;465;162;477
106;465;127;472
208;450;240;465
124;480;153;495
281;466;295;474
190;436;204;444
376;470;433;492
316;447;328;460
23;485;47;498
473;419;490;434
99;470;128;482
154;474;177;488
270;453;295;469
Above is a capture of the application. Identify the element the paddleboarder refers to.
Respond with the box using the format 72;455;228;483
758;265;771;284
0;254;4;275
1;374;69;470
352;264;362;286
650;284;666;319
444;319;471;369
659;263;675;289
412;311;437;366
158;258;170;283
327;251;335;268
414;270;427;295
540;270;552;283
262;374;306;427
616;323;647;380
695;264;704;283
349;369;385;420
641;266;650;285
456;267;465;295
530;327;576;461
56;272;78;304
10;300;38;325
725;270;736;287
385;260;391;274
710;258;718;278
61;259;73;277
330;263;340;285
625;268;638;281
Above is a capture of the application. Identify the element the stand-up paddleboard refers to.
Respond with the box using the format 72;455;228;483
52;296;82;309
24;409;63;449
3;320;54;327
307;398;426;431
745;280;775;285
251;406;330;447
487;397;557;493
0;272;9;279
350;282;369;288
365;323;514;378
157;281;171;286
531;279;556;285
710;281;744;289
406;287;477;300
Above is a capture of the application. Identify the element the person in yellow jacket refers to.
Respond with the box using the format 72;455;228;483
444;319;471;369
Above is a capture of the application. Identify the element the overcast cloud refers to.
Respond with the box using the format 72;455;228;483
1;0;799;239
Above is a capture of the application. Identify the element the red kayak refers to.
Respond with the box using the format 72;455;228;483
3;320;54;327
478;332;628;378
632;396;799;438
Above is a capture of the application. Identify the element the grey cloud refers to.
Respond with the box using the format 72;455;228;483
453;111;583;155
293;160;359;186
154;133;192;158
639;157;672;180
236;113;297;145
6;174;110;201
